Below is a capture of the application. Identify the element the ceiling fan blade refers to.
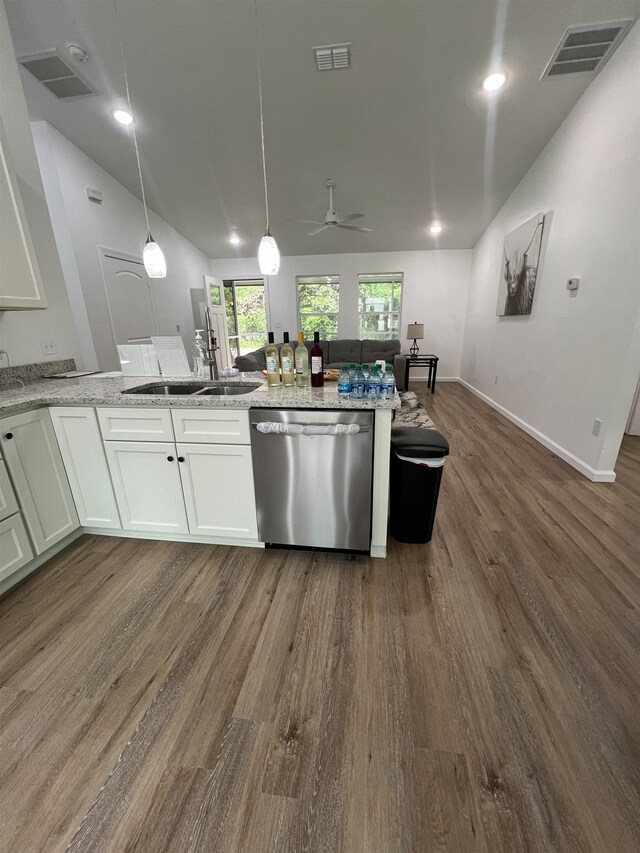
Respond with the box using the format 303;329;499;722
336;213;364;223
288;218;324;225
336;223;372;233
308;225;331;236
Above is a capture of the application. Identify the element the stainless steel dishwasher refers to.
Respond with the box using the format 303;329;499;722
250;408;374;552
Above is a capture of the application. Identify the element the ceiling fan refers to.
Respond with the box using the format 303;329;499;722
289;178;372;236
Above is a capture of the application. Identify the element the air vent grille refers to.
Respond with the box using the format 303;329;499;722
542;20;633;78
313;43;351;71
18;50;97;99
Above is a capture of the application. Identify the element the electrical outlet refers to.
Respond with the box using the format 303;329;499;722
40;339;57;356
592;418;602;436
494;374;499;384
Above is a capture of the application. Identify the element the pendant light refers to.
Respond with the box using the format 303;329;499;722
114;0;166;278
254;0;280;275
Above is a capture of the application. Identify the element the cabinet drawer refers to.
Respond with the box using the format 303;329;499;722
0;460;19;522
97;407;174;442
0;513;34;585
171;409;250;445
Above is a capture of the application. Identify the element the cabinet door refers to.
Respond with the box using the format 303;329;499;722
50;407;121;529
0;459;19;522
104;441;188;535
0;409;79;554
0;513;34;587
177;442;258;539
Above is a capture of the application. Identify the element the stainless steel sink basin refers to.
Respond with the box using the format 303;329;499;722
199;385;260;396
123;383;207;395
123;382;261;396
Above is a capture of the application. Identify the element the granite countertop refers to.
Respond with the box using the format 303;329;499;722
0;373;401;417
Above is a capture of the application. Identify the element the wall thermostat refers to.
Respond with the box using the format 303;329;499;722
86;186;103;204
567;277;579;291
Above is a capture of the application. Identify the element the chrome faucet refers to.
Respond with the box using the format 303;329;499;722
205;333;219;380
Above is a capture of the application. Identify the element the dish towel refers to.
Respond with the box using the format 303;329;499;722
256;422;360;436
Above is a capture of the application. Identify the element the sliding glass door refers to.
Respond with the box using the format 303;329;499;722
223;279;268;358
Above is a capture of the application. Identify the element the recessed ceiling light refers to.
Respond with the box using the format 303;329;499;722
483;71;507;92
428;223;443;235
229;233;241;245
112;108;133;125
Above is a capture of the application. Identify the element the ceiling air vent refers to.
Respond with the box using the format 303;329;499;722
18;50;97;99
313;43;351;71
542;20;633;78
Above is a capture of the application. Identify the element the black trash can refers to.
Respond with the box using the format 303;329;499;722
390;427;449;543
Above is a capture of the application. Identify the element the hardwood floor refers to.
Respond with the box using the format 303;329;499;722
0;382;638;852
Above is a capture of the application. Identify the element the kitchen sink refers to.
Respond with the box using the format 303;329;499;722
123;382;260;396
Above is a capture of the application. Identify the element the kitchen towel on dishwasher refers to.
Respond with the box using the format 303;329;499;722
255;422;360;436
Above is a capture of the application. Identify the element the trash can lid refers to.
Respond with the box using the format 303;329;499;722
391;427;449;459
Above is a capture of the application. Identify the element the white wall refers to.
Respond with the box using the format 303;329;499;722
0;4;80;367
460;22;640;480
210;250;471;378
33;123;213;371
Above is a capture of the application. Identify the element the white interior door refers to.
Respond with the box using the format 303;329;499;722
205;275;232;369
102;252;157;346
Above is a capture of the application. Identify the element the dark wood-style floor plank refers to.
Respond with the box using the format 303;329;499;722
0;382;638;852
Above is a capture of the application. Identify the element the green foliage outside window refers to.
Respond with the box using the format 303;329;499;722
297;277;339;340
357;275;402;340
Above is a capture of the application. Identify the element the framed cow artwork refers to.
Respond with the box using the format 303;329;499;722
497;213;546;316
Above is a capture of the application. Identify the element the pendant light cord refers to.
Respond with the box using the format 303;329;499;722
254;0;270;232
114;0;151;237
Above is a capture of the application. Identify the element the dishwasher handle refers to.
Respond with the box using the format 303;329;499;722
252;421;369;435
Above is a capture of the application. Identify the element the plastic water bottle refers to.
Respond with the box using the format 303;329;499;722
348;364;357;386
380;366;396;398
353;365;366;399
366;367;381;400
338;367;351;400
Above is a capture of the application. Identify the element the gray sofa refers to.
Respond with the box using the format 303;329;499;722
235;338;407;389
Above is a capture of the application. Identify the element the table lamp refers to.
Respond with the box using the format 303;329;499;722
407;322;424;356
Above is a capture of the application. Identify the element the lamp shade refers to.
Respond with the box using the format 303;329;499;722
258;231;280;275
143;235;167;278
407;323;424;340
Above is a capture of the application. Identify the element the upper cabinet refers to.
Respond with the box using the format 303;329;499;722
0;115;47;309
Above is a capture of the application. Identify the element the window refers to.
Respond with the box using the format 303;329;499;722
358;273;403;340
296;275;340;340
222;279;267;358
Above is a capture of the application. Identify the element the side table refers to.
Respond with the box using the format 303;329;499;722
403;354;439;393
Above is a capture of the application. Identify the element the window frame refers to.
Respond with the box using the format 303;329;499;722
357;272;403;341
296;274;341;340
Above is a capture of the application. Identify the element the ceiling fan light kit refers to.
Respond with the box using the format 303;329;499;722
290;178;372;236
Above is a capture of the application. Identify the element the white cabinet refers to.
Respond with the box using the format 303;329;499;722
0;458;19;521
171;408;250;445
104;441;188;535
0;117;47;309
0;513;33;586
177;442;258;539
50;407;120;529
97;407;174;442
0;409;79;554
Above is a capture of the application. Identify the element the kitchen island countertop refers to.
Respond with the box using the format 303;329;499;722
0;373;401;418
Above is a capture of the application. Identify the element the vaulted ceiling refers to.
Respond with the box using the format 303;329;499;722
5;0;639;257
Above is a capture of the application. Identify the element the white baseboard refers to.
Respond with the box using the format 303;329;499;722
457;378;616;483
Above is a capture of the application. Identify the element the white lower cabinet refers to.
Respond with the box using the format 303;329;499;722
0;513;34;585
0;408;79;554
50;407;121;529
0;459;19;522
177;442;258;539
104;441;189;535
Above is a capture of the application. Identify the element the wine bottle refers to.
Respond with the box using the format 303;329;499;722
310;332;324;388
281;332;295;386
295;331;310;387
265;332;281;386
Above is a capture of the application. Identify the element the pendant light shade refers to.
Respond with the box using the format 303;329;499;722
254;0;279;276
115;0;166;278
258;230;280;275
144;234;167;278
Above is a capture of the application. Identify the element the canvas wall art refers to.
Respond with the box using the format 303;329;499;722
497;213;546;316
